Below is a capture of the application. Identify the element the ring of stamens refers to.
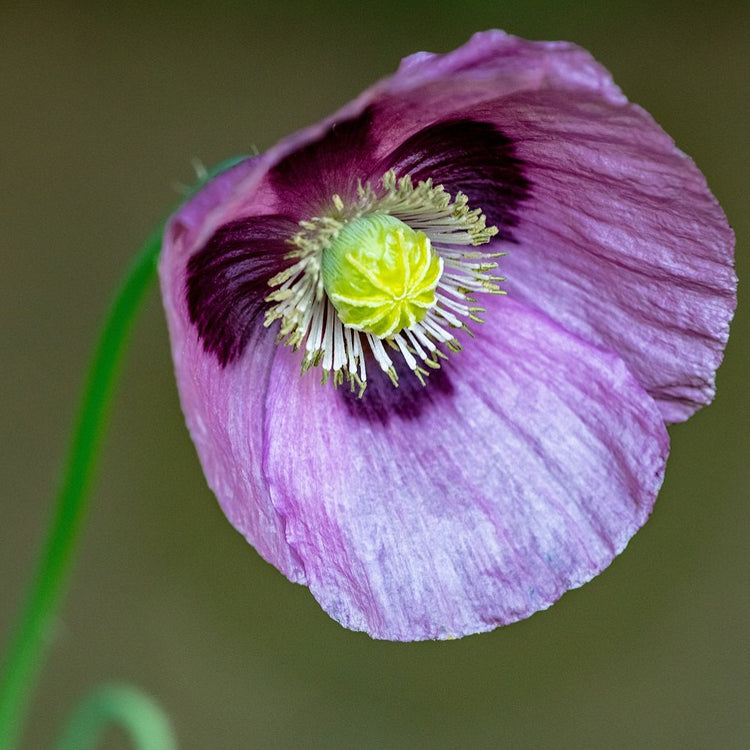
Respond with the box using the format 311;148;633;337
264;169;503;395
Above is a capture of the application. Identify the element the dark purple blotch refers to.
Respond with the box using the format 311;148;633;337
185;215;299;366
340;359;455;424
381;119;531;242
269;106;378;213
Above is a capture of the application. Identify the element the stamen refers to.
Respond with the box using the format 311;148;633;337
264;170;503;394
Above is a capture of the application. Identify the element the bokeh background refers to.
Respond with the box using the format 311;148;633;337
2;1;748;748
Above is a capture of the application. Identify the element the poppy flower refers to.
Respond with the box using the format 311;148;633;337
159;31;735;640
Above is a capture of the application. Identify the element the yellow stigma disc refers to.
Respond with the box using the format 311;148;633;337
321;214;443;339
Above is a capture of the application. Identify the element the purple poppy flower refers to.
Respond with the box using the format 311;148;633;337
159;31;735;640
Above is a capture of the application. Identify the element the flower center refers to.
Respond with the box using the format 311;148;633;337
321;215;443;339
265;170;502;394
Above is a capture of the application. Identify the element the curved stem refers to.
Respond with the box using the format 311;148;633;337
0;156;246;750
53;684;176;750
0;228;162;750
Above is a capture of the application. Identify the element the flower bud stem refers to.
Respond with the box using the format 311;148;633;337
53;684;176;750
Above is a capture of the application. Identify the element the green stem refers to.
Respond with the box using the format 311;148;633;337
0;156;245;750
53;684;176;750
0;227;163;750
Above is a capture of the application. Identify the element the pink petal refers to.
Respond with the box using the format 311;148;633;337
260;297;669;640
160;177;306;584
487;89;735;422
361;32;736;421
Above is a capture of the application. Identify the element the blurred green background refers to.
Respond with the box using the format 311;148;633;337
2;1;748;748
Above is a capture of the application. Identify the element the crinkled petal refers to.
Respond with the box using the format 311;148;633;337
261;297;669;640
473;89;735;422
391;30;626;104
359;33;736;421
160;189;306;583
